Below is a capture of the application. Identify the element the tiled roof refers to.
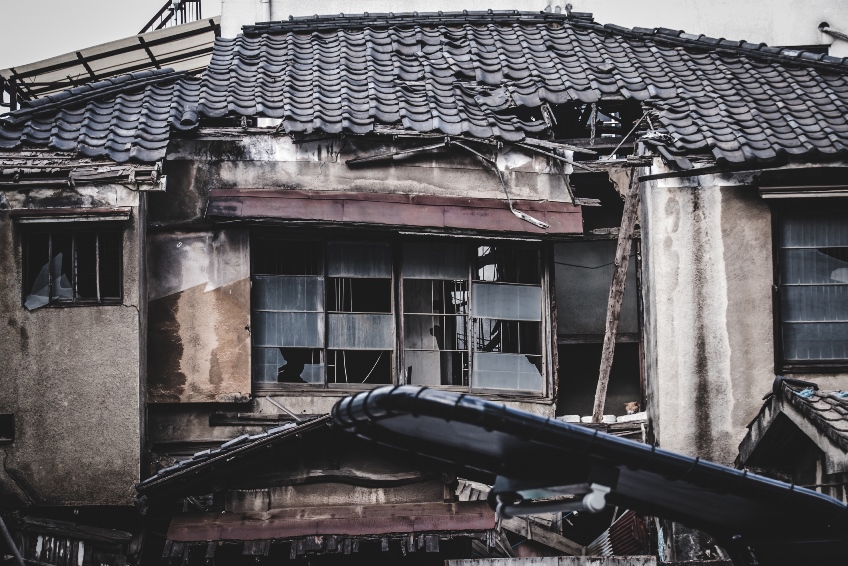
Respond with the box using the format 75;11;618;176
782;384;848;453
0;70;200;163
4;11;848;165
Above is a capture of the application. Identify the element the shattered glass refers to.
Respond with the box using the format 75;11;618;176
24;252;73;310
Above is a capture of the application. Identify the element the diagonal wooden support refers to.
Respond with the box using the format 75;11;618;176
592;168;640;423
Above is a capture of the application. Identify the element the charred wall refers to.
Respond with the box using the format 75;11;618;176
0;184;143;507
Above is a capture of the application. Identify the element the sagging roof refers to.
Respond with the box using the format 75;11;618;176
738;377;848;473
332;385;848;566
3;10;848;166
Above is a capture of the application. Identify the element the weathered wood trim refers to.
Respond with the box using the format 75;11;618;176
592;169;639;422
499;517;584;556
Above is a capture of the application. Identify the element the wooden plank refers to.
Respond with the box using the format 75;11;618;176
448;558;657;566
499;517;584;557
592;168;640;423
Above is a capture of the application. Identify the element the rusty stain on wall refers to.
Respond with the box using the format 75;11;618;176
148;229;251;403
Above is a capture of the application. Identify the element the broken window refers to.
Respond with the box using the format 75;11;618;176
22;226;122;309
470;245;544;392
251;238;393;386
253;237;549;394
777;209;848;368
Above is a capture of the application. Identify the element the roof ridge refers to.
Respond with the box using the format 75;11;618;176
242;10;848;73
570;19;848;73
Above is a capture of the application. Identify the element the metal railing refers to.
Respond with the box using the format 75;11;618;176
139;0;203;34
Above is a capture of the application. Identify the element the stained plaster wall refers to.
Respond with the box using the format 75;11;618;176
0;184;143;507
640;166;780;465
642;163;848;465
147;133;564;453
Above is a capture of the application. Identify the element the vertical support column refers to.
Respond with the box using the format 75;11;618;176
592;168;640;423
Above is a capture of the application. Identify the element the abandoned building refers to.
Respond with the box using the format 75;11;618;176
1;2;848;565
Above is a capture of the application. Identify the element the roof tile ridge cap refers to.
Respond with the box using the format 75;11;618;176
4;70;188;127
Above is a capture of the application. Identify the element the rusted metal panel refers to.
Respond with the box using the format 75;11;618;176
207;189;583;236
147;229;251;403
166;502;495;541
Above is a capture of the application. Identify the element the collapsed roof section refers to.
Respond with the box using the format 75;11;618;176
2;10;848;167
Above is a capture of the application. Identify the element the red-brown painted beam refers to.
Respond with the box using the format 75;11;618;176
207;189;583;236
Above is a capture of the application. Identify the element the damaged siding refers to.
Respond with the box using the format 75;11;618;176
148;229;251;403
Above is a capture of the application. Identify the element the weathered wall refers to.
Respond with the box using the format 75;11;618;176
0;185;143;507
641;168;776;465
157;135;571;224
147;229;251;403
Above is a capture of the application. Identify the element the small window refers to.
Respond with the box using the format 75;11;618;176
22;226;122;309
0;414;13;444
776;208;848;369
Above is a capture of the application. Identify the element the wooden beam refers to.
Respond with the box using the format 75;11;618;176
592;168;640;423
500;517;584;556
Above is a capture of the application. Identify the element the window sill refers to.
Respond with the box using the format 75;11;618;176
779;363;848;374
24;300;124;309
253;383;553;403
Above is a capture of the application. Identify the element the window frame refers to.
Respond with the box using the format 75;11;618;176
250;231;554;399
20;223;124;308
772;201;848;374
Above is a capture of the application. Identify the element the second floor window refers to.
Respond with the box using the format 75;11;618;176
776;207;848;369
252;237;547;394
23;226;122;309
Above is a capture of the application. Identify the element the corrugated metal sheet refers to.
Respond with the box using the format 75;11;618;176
586;511;650;556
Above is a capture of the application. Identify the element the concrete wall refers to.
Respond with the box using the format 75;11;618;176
220;0;848;57
0;185;143;507
640;167;776;465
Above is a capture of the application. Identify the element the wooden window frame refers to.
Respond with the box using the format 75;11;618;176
20;224;124;308
772;201;848;374
251;231;554;400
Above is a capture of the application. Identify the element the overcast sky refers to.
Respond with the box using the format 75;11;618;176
0;0;221;70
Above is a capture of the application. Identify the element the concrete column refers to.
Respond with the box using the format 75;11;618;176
640;164;775;465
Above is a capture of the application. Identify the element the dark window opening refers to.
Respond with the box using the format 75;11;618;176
474;244;540;284
327;350;392;384
556;343;641;418
0;414;13;444
22;226;122;309
328;278;392;313
777;208;848;368
252;239;322;275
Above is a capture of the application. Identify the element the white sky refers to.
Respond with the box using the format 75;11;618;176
0;0;221;70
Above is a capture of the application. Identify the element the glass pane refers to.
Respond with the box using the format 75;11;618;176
471;352;543;391
328;313;393;349
252;239;323;275
783;322;848;360
328;350;392;384
98;231;122;299
403;279;469;315
75;232;98;299
782;285;848;322
328;278;391;313
404;314;468;351
24;232;50;310
474;244;540;284
253;276;324;312
327;241;391;277
405;350;468;386
403;242;468;279
780;211;848;248
472;283;541;321
780;248;848;285
252;312;324;348
50;235;73;302
252;347;323;384
474;319;541;355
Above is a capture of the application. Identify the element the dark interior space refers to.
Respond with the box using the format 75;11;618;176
569;173;626;232
556;343;641;417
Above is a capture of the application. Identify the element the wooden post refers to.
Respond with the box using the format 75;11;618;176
592;168;640;423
